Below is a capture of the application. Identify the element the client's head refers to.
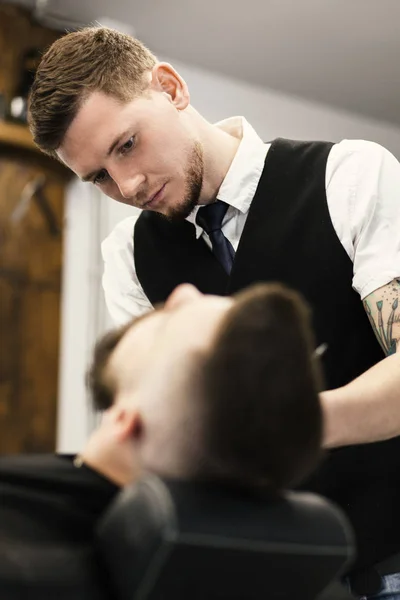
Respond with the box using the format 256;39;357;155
84;283;323;493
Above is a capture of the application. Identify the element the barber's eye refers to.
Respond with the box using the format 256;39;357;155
119;135;135;154
120;136;136;155
93;169;109;185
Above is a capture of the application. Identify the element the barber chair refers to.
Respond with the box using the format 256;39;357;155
97;475;355;600
0;541;109;600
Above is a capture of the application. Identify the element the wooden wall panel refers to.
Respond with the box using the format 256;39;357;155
0;154;66;454
0;3;59;106
0;4;69;454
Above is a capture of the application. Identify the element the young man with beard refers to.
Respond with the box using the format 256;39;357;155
29;27;400;598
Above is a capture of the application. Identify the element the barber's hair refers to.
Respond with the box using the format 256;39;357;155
200;283;324;493
86;321;132;411
28;26;157;158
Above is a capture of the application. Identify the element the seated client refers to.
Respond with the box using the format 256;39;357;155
0;283;324;597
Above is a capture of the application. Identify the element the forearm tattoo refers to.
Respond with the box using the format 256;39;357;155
363;279;400;356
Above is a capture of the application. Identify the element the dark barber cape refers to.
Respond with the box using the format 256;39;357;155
0;453;119;599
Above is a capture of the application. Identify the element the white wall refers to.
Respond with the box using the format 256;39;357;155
176;59;400;156
57;59;400;452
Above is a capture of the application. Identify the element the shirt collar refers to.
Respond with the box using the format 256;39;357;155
186;116;268;238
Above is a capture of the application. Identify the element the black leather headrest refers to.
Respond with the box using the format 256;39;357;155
97;476;354;600
0;540;108;600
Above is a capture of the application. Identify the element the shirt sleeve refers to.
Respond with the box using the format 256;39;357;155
101;216;154;325
326;139;400;300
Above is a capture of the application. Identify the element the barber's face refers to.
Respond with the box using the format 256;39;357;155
57;65;204;220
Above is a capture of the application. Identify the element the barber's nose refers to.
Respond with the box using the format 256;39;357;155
115;173;145;200
165;284;203;310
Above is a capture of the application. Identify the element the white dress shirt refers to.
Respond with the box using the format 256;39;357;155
102;117;400;326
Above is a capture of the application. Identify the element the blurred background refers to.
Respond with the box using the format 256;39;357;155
1;0;400;455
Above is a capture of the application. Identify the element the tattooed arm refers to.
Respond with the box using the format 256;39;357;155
321;278;400;448
363;279;400;355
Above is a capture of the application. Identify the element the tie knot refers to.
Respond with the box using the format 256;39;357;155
196;200;229;234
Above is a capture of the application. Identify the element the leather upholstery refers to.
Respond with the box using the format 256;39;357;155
97;476;355;600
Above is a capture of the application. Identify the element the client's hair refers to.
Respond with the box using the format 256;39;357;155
200;283;323;493
86;321;132;411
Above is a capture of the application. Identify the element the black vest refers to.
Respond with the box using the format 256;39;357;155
134;138;400;571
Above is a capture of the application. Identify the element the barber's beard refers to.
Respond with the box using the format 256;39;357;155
164;141;204;222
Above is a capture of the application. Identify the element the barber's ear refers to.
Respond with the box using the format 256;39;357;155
150;63;190;110
107;405;142;442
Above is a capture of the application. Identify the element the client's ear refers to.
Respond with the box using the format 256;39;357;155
108;405;143;442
